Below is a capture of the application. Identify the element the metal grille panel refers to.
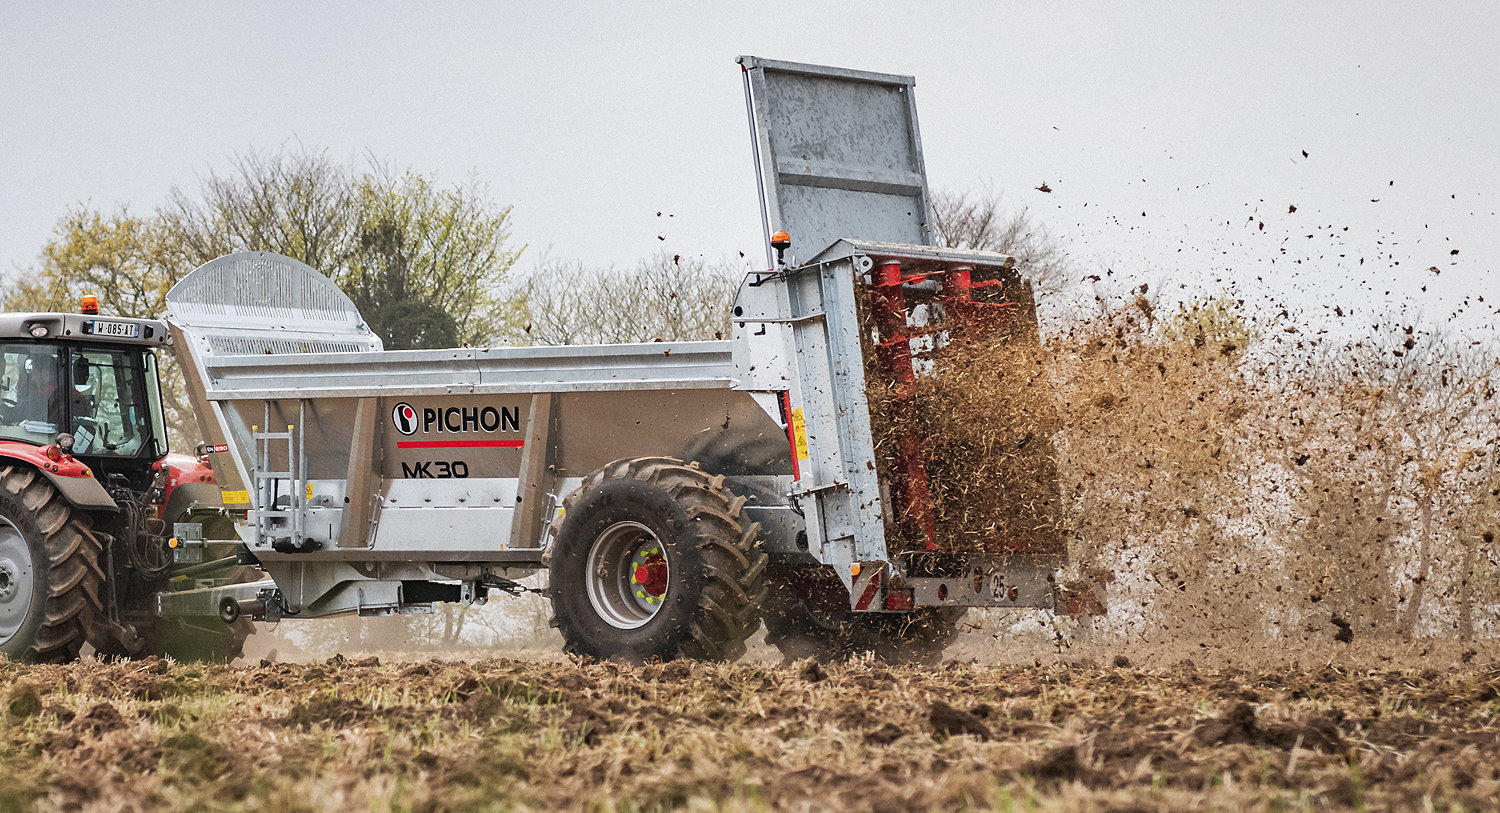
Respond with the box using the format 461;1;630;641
205;337;376;356
165;251;383;355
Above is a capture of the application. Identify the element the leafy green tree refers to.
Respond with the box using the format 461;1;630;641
338;168;521;347
4;146;524;441
3;207;205;438
161;149;523;348
6;147;522;349
1162;296;1256;357
6;207;179;315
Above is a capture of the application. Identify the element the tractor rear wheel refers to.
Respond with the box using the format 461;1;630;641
548;457;766;663
763;566;966;663
0;465;105;663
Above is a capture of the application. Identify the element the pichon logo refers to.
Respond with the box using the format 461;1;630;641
391;402;521;435
392;403;420;435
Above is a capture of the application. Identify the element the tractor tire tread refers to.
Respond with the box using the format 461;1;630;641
0;465;105;663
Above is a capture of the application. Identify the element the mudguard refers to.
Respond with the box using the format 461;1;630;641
0;442;116;510
156;452;222;521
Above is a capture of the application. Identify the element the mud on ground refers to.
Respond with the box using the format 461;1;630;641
3;648;1500;811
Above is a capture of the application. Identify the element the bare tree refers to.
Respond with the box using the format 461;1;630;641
496;189;1071;349
163;148;359;275
1397;337;1499;637
505;251;741;346
1453;449;1500;640
163;148;524;347
1247;319;1500;640
931;190;1071;293
1356;326;1498;636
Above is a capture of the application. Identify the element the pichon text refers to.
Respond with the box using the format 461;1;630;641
423;406;520;433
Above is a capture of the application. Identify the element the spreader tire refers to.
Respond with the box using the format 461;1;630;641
548;457;766;663
763;566;966;663
0;465;105;663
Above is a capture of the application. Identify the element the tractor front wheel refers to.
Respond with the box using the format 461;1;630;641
548;457;766;663
0;466;105;663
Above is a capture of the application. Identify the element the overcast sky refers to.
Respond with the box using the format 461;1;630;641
2;2;1495;332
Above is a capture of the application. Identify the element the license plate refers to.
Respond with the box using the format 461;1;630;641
87;319;140;338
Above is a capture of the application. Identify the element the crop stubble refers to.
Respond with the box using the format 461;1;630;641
3;648;1500;811
4;244;1494;810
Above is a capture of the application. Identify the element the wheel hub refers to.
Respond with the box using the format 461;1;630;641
584;521;671;630
632;554;668;598
0;518;35;644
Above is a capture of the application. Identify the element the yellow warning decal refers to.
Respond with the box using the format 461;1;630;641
220;489;250;506
306;483;314;501
790;408;810;460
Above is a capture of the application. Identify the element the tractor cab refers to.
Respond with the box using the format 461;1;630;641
0;305;243;664
0;310;173;471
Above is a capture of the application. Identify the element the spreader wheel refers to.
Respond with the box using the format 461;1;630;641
0;465;105;663
548;457;767;663
763;565;966;663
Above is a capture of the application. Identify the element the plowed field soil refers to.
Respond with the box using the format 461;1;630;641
4;644;1500;811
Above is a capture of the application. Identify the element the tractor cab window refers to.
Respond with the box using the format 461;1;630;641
0;344;65;441
65;347;154;457
0;342;157;457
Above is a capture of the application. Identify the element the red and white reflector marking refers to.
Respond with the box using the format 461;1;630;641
852;565;883;611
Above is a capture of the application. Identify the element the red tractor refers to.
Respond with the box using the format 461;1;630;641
0;302;247;663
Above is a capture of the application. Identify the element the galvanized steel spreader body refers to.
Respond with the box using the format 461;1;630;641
147;57;1075;661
